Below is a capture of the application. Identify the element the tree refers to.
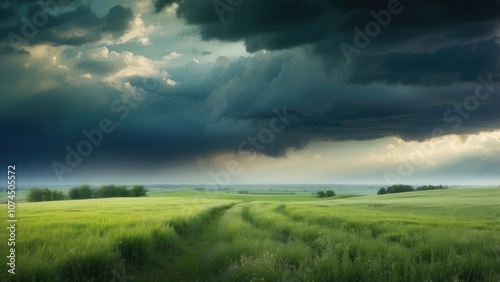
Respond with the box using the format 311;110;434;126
52;190;65;200
95;185;119;198
69;184;147;199
69;187;80;199
116;185;129;197
416;185;447;191
130;185;147;197
27;188;44;202
78;185;93;199
316;191;326;198
41;188;53;201
385;184;414;194
326;190;336;197
69;185;93;199
377;187;387;195
28;188;65;202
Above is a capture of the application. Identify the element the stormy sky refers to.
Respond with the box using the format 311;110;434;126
0;0;499;186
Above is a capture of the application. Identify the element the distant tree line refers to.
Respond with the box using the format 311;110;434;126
27;185;147;202
316;190;336;198
69;185;147;199
415;185;447;191
193;187;230;192
377;184;448;195
27;188;65;202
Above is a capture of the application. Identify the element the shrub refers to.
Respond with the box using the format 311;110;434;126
68;187;80;199
317;191;335;198
316;191;326;198
130;185;147;197
78;185;93;199
416;185;447;191
27;188;43;202
28;188;65;202
385;184;414;194
377;187;387;195
94;185;130;198
68;184;147;200
51;190;65;200
69;185;93;199
378;184;450;195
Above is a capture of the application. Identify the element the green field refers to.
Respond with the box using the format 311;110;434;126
1;188;499;281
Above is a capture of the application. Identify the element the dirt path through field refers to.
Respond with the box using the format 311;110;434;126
134;202;242;281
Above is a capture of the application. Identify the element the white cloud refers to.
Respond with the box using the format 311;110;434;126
166;3;179;15
56;65;69;70
88;47;110;59
162;51;183;62
102;15;155;46
358;130;500;167
79;47;178;92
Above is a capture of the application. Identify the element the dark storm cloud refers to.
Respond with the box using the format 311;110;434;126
0;44;499;183
347;39;500;86
77;60;123;75
0;45;28;54
47;50;500;160
155;0;500;85
0;5;17;24
0;2;134;50
1;1;499;183
103;5;134;35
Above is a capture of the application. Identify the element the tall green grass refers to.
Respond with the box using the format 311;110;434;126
0;197;235;281
216;189;500;281
1;188;499;281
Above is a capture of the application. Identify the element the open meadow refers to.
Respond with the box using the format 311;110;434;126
1;188;499;281
2;2;500;281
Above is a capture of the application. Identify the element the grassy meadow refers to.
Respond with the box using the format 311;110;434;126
1;188;499;281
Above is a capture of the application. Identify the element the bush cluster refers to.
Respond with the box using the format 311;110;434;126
378;184;448;195
416;185;447;191
27;188;65;202
69;185;148;199
316;190;336;198
27;185;148;202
